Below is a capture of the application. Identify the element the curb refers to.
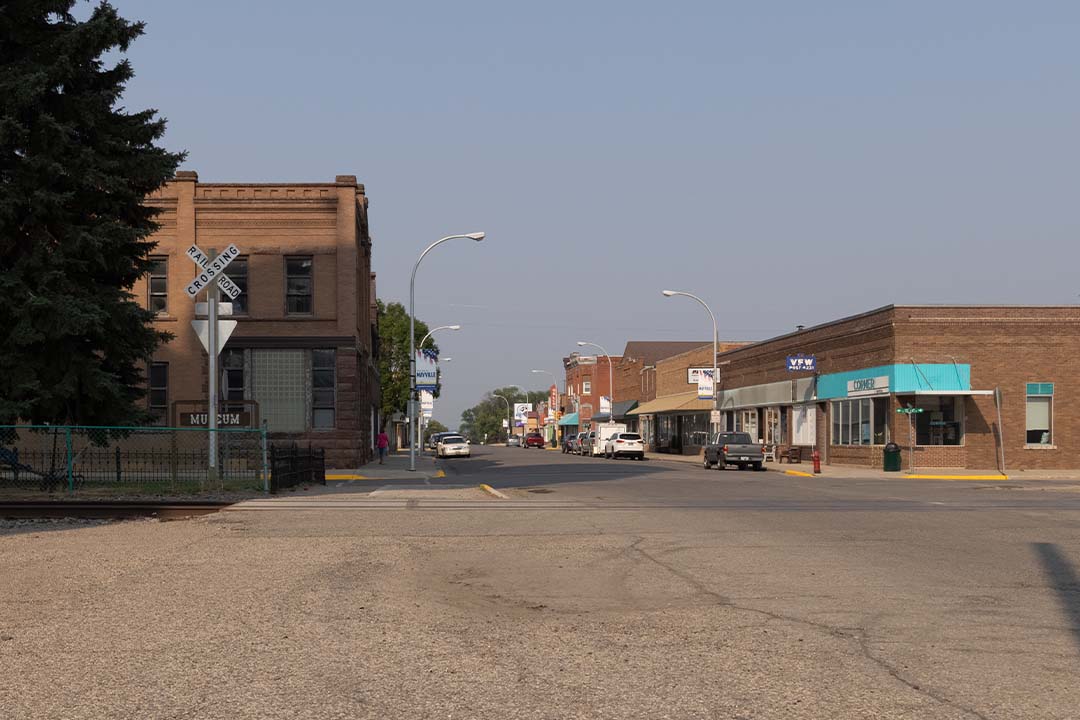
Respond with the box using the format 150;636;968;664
782;470;816;477
478;483;508;499
905;474;1010;481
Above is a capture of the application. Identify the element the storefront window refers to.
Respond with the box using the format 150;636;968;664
764;407;783;445
1025;383;1053;445
657;414;678;450
681;413;710;448
910;396;963;446
830;399;883;446
736;410;759;440
873;397;888;444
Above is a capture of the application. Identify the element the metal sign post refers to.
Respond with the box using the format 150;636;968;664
207;262;218;483
185;243;241;486
896;406;924;473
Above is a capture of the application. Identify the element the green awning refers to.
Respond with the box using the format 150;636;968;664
557;412;579;426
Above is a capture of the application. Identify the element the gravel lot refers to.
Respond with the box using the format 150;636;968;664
2;451;1079;719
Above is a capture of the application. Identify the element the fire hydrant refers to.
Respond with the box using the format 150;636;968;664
812;448;822;474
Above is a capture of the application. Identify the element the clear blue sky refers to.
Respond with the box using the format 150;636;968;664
112;0;1080;428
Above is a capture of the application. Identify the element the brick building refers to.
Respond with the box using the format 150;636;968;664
563;352;622;427
628;341;750;452
710;305;1078;471
136;172;379;468
612;341;712;408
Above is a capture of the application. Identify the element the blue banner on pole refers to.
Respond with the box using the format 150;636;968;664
786;355;816;372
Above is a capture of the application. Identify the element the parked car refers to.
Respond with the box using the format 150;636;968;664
604;432;645;460
703;431;764;471
524;432;546;448
579;431;597;456
587;423;627;457
436;434;471;459
428;431;452;449
506;435;522;447
562;434;576;453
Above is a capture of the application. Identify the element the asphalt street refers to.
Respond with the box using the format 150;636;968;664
2;445;1079;719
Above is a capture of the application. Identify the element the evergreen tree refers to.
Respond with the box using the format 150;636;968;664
0;2;184;425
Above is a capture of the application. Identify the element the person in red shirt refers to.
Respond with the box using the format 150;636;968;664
377;430;389;464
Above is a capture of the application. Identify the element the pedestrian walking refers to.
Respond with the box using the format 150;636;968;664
377;430;389;464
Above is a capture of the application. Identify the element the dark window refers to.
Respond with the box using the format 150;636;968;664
222;349;245;412
285;257;313;315
149;257;168;314
312;349;336;428
149;362;168;425
230;257;248;314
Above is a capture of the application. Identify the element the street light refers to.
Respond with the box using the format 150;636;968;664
409;233;485;471
420;324;461;349
492;393;511;442
662;289;719;434
576;341;613;423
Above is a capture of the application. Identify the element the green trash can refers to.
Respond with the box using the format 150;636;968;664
883;442;902;472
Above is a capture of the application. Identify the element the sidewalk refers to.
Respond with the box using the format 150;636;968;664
644;450;1080;481
328;450;444;481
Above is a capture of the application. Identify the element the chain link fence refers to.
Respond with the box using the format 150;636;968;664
0;425;268;496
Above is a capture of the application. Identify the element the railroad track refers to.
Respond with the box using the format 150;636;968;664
0;501;231;520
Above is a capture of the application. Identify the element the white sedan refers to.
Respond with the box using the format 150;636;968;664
603;432;645;460
436;434;471;459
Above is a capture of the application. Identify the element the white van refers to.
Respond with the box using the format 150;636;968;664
590;423;627;456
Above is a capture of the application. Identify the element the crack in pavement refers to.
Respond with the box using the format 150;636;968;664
628;537;993;720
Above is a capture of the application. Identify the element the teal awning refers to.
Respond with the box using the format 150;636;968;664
557;412;579;426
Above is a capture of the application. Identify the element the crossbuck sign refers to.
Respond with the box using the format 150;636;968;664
184;244;242;299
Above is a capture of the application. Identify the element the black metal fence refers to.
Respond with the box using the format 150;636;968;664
0;425;267;496
269;443;326;493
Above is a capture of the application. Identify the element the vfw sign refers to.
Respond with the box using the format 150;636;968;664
847;376;890;397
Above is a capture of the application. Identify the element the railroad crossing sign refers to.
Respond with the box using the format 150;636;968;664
896;407;924;414
184;243;241;299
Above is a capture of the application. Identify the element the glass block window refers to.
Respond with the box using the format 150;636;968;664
251;350;306;432
312;349;336;429
148;362;168;425
230;257;248;314
285;256;313;315
149;257;168;314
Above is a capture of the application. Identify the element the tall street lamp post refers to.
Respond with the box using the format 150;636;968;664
492;393;511;442
409;233;485;471
662;290;719;434
576;341;613;425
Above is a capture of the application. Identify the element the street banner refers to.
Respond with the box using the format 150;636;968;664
687;368;712;385
600;395;611;416
697;369;714;400
420;390;434;419
415;349;439;391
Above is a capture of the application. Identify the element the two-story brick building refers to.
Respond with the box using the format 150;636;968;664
136;171;379;468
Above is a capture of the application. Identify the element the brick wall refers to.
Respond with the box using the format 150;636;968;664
138;173;378;468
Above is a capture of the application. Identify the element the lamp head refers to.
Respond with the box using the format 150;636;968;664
447;325;462;330
466;232;486;241
442;357;453;362
661;290;676;297
576;341;587;347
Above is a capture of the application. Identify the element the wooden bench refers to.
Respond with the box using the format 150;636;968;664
779;446;803;464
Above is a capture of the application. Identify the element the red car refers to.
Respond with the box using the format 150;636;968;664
524;432;546;448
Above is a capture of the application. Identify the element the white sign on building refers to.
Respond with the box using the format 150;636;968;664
847;376;890;397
